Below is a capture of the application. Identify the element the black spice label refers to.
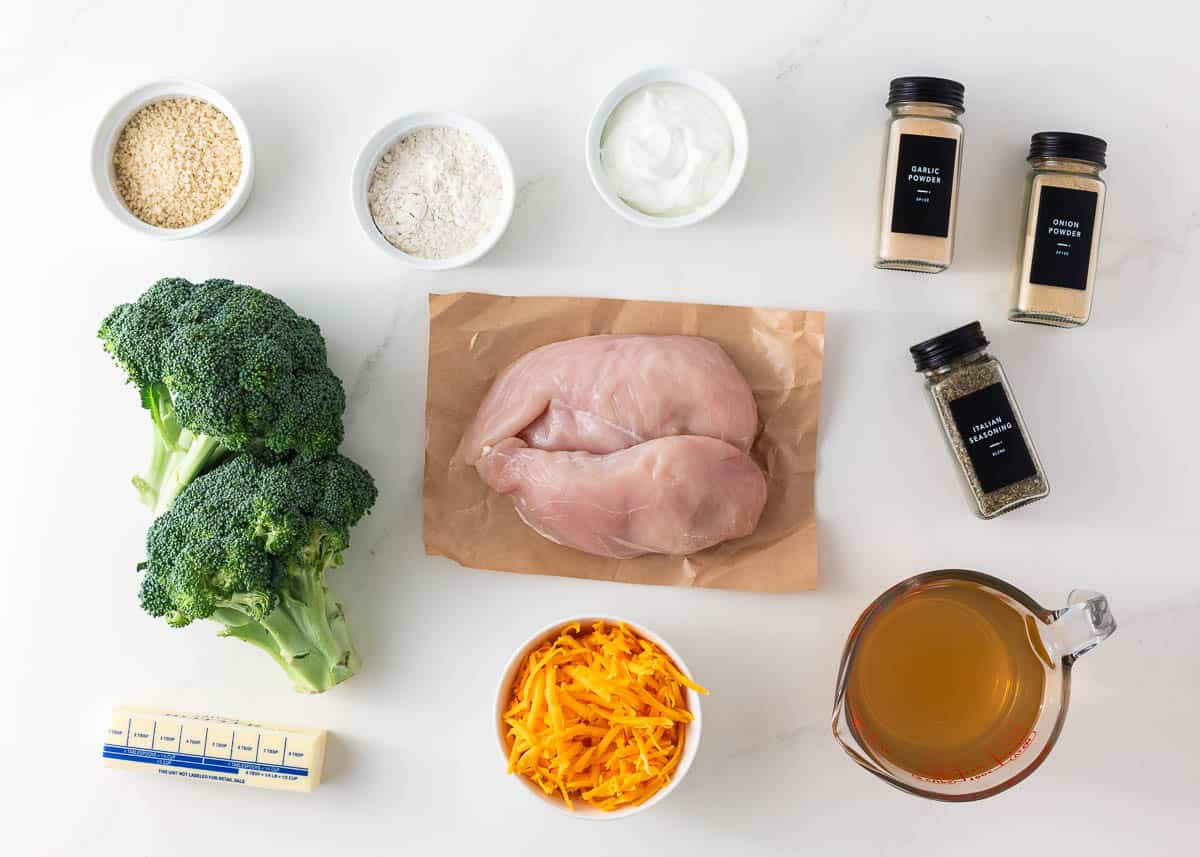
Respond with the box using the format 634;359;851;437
948;383;1037;494
1029;186;1098;291
890;134;958;237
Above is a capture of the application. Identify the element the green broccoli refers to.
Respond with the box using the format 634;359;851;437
139;454;377;693
99;277;346;516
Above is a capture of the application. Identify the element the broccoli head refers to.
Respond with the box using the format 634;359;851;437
99;277;346;515
139;453;377;693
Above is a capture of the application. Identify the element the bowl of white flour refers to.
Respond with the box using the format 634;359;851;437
353;112;515;269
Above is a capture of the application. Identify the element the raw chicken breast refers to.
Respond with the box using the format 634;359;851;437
475;436;768;559
461;335;758;462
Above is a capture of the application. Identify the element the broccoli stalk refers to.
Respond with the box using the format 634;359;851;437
139;454;377;693
215;532;362;693
134;382;228;514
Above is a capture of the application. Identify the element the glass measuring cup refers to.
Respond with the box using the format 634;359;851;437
832;569;1115;801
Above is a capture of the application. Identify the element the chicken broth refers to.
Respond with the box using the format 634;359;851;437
844;579;1047;781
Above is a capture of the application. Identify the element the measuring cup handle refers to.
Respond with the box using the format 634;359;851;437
1043;590;1117;664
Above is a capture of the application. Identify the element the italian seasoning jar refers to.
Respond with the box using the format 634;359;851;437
910;322;1049;518
876;76;965;273
1010;132;1108;327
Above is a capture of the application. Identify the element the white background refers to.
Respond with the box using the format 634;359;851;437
5;1;1199;854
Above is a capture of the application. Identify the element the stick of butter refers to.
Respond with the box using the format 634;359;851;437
103;705;327;792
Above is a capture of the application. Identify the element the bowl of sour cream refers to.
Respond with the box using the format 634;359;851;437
586;66;748;228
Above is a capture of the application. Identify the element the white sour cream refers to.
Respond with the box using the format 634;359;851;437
600;83;733;217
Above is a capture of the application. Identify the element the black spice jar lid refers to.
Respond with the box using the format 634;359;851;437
1028;132;1107;167
910;321;988;372
887;76;965;112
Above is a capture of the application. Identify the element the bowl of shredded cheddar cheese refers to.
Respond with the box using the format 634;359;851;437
495;617;707;818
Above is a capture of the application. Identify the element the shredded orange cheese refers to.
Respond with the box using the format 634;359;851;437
502;621;708;812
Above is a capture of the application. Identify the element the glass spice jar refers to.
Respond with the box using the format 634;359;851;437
876;76;965;273
910;322;1049;518
1009;132;1108;328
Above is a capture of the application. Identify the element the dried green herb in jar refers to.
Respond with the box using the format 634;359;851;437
910;322;1049;518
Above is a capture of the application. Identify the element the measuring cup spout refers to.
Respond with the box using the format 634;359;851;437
1041;590;1117;664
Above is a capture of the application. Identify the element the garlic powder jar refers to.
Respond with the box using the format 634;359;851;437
875;77;966;273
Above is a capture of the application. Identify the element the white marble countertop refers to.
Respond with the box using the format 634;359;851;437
6;1;1199;853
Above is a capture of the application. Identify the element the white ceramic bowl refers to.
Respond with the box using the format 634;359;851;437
494;615;704;820
585;66;748;229
352;112;516;270
91;80;254;239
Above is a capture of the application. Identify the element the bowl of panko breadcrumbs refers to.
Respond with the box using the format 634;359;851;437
91;80;254;238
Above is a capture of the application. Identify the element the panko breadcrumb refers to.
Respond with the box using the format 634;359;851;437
113;97;242;229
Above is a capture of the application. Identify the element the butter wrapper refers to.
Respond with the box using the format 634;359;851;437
103;705;326;792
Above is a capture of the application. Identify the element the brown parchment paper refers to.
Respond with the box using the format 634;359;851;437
422;292;825;593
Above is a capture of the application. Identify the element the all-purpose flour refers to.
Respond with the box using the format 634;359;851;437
367;127;503;259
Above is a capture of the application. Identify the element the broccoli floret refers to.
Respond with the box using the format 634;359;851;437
99;277;346;516
139;454;377;693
